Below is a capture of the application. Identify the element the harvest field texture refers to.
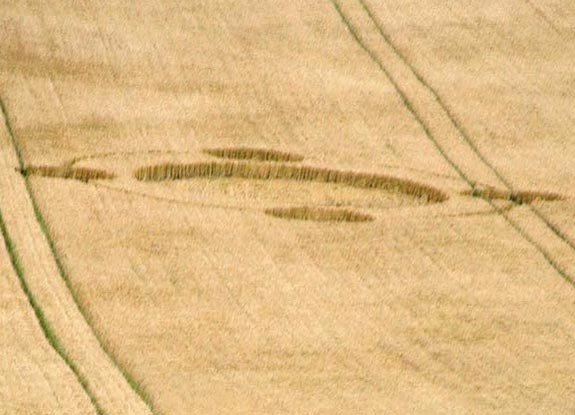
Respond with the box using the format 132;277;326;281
1;0;575;414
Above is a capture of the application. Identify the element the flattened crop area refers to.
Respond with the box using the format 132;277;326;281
1;0;575;414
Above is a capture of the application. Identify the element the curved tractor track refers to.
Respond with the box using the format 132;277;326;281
0;96;156;415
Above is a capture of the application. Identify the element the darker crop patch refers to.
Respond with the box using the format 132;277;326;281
465;186;564;204
265;206;374;222
21;165;115;182
134;161;449;203
203;147;304;162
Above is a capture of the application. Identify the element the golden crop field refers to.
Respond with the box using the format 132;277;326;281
1;1;575;414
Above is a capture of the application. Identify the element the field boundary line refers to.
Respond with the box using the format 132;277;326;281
0;93;158;415
328;0;575;286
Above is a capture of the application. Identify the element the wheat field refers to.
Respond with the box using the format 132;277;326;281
1;0;575;414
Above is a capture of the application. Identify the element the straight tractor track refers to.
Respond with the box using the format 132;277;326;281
329;0;575;286
356;0;575;258
0;94;158;415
